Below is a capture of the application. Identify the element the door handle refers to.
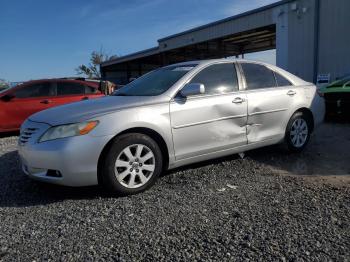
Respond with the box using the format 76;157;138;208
40;100;51;104
232;97;245;104
287;90;296;96
82;97;89;100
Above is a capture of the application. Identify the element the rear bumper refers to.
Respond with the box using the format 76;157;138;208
18;134;113;187
311;95;325;128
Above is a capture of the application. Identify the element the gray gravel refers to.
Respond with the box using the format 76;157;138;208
0;134;349;261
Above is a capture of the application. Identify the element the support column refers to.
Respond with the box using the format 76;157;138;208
275;5;289;70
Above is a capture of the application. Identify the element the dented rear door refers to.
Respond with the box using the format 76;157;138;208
240;62;296;143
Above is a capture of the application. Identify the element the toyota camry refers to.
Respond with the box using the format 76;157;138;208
18;59;325;195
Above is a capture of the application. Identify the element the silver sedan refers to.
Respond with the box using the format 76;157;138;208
18;59;325;195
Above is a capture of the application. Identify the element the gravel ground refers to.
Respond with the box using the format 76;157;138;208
0;125;349;261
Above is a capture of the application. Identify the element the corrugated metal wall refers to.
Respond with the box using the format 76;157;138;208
285;0;317;82
158;8;276;51
318;0;350;81
103;0;350;84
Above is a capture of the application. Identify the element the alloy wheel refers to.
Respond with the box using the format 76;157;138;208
114;144;155;189
290;118;308;148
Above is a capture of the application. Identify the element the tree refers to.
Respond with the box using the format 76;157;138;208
76;49;117;79
0;79;9;90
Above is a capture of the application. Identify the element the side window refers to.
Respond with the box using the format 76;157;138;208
189;63;238;95
57;82;85;95
241;63;276;90
275;72;292;87
14;82;53;98
85;86;97;94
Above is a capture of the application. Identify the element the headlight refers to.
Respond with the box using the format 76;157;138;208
39;121;99;143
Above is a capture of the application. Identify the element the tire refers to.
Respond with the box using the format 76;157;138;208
101;133;163;195
284;112;312;153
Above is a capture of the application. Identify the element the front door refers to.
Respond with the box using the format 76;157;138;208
1;82;55;129
170;63;248;160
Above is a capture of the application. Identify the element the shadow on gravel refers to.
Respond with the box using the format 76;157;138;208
165;154;239;176
0;150;241;208
0;131;19;138
247;121;350;178
0;151;106;208
0;150;242;208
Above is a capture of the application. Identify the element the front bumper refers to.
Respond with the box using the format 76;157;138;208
18;120;113;187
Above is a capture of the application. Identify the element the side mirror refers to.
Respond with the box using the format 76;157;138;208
180;83;205;97
0;94;15;102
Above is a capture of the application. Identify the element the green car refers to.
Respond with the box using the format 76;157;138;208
319;76;350;117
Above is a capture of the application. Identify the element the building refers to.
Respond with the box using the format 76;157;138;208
101;0;350;85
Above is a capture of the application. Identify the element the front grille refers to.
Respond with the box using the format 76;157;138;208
19;128;38;145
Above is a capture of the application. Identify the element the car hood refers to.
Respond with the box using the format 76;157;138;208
29;95;168;126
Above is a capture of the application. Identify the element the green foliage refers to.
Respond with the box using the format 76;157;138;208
76;49;117;79
0;79;9;90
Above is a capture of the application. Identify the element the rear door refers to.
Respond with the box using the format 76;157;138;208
1;82;55;129
52;81;104;106
240;62;296;143
170;62;248;160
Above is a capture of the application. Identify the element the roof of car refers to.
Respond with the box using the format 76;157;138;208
170;58;269;67
170;59;309;86
18;78;99;87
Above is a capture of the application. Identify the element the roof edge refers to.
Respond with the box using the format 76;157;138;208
101;46;159;67
158;0;292;42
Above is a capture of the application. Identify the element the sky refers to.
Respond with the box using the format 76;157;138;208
0;0;278;82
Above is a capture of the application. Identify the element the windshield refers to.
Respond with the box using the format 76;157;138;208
113;64;197;96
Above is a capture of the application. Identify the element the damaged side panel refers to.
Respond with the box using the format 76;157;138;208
245;87;296;143
170;93;247;160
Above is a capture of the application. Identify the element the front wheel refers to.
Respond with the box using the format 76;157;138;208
284;112;312;152
101;133;163;195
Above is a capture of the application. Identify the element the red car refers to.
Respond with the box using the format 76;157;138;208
0;79;104;132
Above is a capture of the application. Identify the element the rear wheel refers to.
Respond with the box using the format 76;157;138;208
101;133;163;195
284;112;311;152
